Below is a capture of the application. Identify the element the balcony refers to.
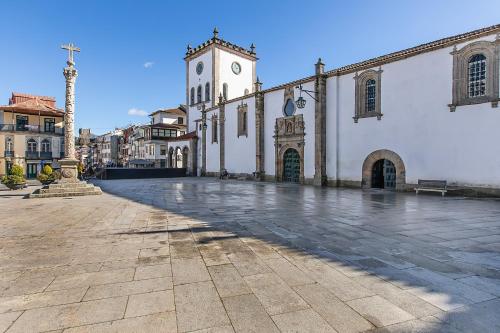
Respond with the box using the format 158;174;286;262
39;151;53;159
0;124;64;135
4;151;14;158
25;151;39;159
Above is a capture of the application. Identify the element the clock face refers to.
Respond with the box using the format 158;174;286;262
196;62;204;75
231;62;241;75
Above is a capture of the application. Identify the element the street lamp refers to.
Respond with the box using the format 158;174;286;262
295;84;317;109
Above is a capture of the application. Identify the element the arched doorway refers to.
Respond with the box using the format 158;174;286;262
371;159;396;189
362;149;406;190
283;148;300;183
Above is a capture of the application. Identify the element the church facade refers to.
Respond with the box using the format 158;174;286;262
168;24;500;195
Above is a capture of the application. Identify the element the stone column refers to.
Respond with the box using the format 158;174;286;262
59;61;79;182
313;58;327;186
218;94;225;175
254;78;265;180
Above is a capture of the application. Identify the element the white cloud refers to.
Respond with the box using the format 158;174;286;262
143;61;154;69
127;108;148;116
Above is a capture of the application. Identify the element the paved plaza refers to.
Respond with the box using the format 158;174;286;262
1;178;500;332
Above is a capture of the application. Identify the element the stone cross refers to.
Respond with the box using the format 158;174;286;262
61;43;80;66
59;43;80;182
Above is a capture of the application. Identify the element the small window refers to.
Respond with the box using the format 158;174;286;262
190;87;195;105
223;83;228;100
178;117;184;125
283;98;295;116
468;54;486;98
244;88;249;95
41;139;51;152
197;85;202;104
365;79;376;112
44;118;55;133
5;137;13;152
205;82;210;101
27;138;37;152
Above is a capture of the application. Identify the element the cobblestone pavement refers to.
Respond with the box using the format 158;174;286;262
1;178;500;333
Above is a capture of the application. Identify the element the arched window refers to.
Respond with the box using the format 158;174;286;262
468;54;486;98
223;83;228;100
365;79;376;112
190;87;195;105
283;98;295;117
27;138;37;152
5;137;13;152
237;103;248;137
41;139;51;152
197;85;202;104
354;69;382;122
205;82;210;101
244;88;249;95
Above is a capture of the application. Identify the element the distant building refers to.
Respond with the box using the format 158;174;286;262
143;106;187;168
94;129;123;167
0;92;65;178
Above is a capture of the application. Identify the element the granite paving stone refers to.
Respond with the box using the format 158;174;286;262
174;281;231;332
124;290;174;318
1;178;500;332
271;308;337;333
222;294;279;333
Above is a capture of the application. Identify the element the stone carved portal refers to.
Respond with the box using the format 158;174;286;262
275;114;305;183
362;149;406;190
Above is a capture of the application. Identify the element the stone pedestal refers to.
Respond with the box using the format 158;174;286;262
58;158;79;183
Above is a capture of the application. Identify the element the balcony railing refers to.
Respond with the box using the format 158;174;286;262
25;151;39;159
0;124;64;135
4;151;14;158
39;151;53;159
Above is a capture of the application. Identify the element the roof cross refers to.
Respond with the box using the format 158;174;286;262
61;43;80;64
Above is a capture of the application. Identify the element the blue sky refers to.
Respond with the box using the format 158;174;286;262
0;0;498;134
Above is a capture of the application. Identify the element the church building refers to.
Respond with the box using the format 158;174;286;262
168;24;500;195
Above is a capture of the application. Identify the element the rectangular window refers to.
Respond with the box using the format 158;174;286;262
16;115;28;131
160;145;167;155
178;117;184;125
44;118;55;133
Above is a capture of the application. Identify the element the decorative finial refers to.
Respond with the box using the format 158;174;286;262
213;27;219;39
250;43;256;54
256;76;261;84
218;92;224;104
187;44;192;53
316;57;323;65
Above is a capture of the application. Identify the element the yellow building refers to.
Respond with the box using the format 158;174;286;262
0;93;65;178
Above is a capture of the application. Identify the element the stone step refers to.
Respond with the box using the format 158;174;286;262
39;186;100;194
29;189;102;198
46;182;93;189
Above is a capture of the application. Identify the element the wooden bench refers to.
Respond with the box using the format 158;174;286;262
415;180;447;196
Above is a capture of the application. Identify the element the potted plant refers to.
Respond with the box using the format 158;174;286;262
1;164;27;190
37;165;56;185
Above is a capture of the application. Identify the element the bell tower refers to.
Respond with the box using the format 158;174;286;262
185;28;257;113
